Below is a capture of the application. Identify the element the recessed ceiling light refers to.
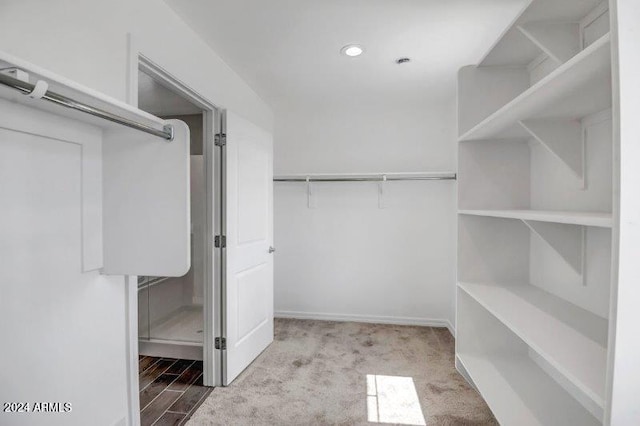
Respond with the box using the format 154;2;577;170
341;44;364;57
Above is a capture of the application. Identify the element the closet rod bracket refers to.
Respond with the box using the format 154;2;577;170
163;124;175;141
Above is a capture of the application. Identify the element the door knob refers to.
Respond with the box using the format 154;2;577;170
268;246;276;254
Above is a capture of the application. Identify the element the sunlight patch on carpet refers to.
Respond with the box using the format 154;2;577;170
366;374;426;425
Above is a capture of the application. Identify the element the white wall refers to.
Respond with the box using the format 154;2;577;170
0;1;271;425
274;101;457;329
0;1;272;131
608;0;640;424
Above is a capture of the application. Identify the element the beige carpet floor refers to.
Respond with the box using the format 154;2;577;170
188;319;496;426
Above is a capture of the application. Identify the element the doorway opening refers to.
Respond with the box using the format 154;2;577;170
134;56;222;394
137;68;207;359
128;54;274;424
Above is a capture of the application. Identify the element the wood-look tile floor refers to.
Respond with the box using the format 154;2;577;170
139;356;212;426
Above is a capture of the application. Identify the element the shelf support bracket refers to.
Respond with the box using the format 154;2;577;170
517;22;580;64
306;176;316;209
378;174;387;209
522;219;586;285
519;119;586;189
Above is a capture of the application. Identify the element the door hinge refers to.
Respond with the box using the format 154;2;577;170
215;337;227;350
214;235;226;248
214;133;227;146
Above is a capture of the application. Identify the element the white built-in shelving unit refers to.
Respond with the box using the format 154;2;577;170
455;0;616;424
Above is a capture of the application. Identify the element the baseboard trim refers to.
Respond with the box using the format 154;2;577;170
275;310;453;334
455;354;477;391
445;320;456;337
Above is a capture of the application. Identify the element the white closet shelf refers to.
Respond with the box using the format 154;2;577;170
460;33;611;142
479;0;603;67
456;353;600;426
458;209;612;228
458;281;607;411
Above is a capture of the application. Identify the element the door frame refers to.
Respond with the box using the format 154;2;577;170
216;110;228;386
135;55;222;387
124;40;224;424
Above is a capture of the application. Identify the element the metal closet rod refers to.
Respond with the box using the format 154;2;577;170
0;71;174;140
273;173;457;182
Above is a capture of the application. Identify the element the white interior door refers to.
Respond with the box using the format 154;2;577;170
223;111;274;384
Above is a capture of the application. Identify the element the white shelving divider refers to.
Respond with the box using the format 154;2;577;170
456;0;615;424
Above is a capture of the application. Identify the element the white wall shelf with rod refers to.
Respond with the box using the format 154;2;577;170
456;0;616;424
0;50;191;277
274;172;456;209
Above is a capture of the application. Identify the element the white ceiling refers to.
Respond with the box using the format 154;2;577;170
138;70;202;116
164;0;528;108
